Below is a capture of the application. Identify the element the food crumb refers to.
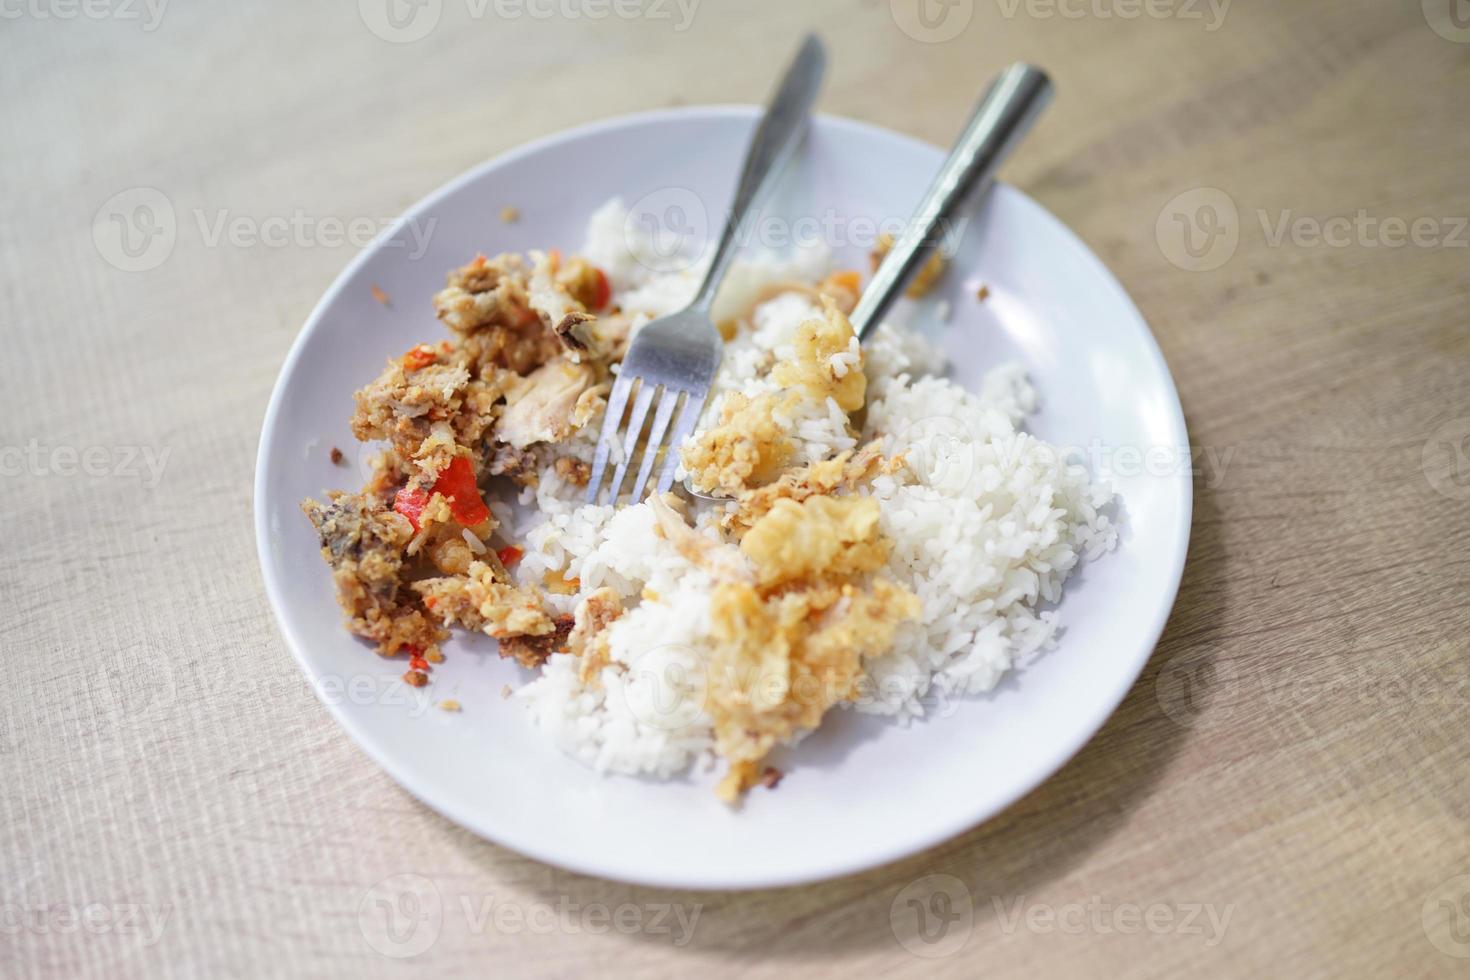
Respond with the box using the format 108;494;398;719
500;685;513;700
500;206;520;224
758;766;783;790
425;650;445;664
329;447;345;465
403;670;428;688
370;284;391;306
976;284;991;303
439;699;462;712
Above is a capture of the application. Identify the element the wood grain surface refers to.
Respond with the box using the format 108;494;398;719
3;1;1469;976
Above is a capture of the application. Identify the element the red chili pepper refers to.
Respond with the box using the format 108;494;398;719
393;486;430;532
402;345;437;371
432;456;489;527
590;267;612;311
496;545;524;567
409;656;429;672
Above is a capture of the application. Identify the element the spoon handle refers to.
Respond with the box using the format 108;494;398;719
851;63;1053;341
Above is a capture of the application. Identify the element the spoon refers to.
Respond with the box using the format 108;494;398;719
681;62;1054;502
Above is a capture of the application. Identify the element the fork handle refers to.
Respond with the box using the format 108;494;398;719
851;63;1053;341
690;34;826;313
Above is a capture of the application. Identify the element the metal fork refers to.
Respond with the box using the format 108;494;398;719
586;35;826;505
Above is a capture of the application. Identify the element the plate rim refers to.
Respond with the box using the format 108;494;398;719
253;104;1193;890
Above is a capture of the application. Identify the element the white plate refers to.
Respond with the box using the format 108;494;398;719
255;107;1191;890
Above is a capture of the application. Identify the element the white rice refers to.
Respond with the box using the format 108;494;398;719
511;200;1118;778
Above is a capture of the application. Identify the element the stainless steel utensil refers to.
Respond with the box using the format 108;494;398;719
585;34;826;504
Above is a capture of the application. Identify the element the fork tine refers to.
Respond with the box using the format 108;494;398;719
605;381;658;504
587;372;635;503
654;390;709;495
629;387;682;503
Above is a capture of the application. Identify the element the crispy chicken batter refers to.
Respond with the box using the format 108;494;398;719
302;492;448;656
413;561;554;640
680;392;796;495
709;578;920;802
739;495;889;587
567;587;624;683
870;231;948;298
770;296;866;413
724;443;890;534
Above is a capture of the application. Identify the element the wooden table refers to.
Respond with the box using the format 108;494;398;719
4;1;1468;976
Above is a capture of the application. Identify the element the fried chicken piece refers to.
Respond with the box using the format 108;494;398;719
771;295;866;413
554;456;591;487
680;392;796;496
567;587;624;683
499;615;575;669
433;254;562;374
487;443;539;486
350;345;505;483
302;492;447;656
527;250;602;362
709;578;920;803
870;231;947;298
724;443;888;534
497;358;601;450
413;560;554;639
739;495;889;588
